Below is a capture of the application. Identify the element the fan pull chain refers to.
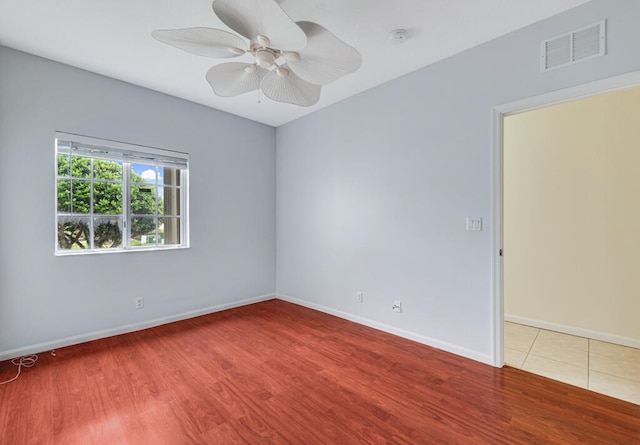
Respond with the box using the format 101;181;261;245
257;88;262;104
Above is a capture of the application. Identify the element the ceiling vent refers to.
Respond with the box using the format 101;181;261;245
541;20;606;72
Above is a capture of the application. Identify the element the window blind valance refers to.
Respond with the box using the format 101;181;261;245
55;132;189;169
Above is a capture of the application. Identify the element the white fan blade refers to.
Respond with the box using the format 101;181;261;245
287;21;362;85
152;28;246;58
260;64;321;107
213;0;307;51
206;62;268;97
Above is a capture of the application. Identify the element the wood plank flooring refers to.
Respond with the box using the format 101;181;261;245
1;299;638;444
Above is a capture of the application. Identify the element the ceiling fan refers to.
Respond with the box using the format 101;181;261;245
152;0;362;107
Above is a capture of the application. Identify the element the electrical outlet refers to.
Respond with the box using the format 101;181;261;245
135;297;144;309
356;291;364;303
392;300;402;313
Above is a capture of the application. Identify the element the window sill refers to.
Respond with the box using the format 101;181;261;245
55;244;190;256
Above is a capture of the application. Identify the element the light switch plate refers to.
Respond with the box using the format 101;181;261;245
466;217;482;231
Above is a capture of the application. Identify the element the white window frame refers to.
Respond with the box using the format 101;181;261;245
55;132;190;255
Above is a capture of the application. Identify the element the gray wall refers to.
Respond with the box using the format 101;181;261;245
0;46;276;359
276;0;640;363
3;0;639;365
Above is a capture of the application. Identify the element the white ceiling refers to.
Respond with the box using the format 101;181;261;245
0;0;591;127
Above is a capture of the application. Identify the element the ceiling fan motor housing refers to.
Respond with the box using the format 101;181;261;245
254;48;278;69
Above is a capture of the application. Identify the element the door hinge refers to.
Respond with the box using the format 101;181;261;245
499;248;503;257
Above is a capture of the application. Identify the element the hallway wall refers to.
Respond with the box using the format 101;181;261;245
504;87;640;345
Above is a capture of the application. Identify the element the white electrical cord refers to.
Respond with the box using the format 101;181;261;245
0;355;38;384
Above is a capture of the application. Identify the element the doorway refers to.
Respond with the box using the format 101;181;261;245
492;72;640;405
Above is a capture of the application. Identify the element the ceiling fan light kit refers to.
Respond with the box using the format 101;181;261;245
152;0;362;107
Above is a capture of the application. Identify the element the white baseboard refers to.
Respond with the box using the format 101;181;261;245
277;293;494;366
2;293;500;366
505;314;640;349
0;293;276;361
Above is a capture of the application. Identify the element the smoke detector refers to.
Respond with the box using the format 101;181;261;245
389;29;408;44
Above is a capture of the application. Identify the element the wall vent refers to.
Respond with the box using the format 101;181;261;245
541;20;606;72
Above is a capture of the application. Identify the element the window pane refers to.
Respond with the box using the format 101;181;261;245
57;216;90;250
157;187;164;215
131;184;157;215
132;164;156;184
57;180;71;212
160;217;181;245
71;180;91;214
94;159;122;181
94;217;123;249
71;156;91;179
131;217;156;246
94;182;123;215
162;187;181;216
57;154;71;176
161;167;181;187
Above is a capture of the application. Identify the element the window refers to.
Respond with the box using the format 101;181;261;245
55;133;189;255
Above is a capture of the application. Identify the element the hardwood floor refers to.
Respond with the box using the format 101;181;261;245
1;300;638;444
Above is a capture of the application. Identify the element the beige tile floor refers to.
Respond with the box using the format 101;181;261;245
504;322;640;405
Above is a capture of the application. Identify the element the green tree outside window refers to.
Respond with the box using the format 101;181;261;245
57;155;162;249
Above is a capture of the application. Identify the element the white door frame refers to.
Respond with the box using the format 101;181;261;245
491;70;640;367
